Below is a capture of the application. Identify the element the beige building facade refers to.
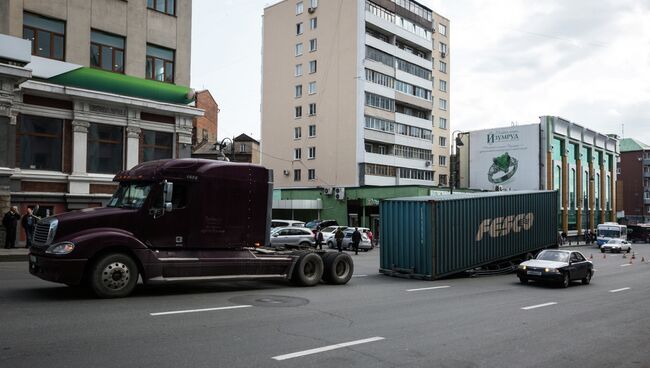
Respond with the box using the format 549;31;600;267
262;0;450;189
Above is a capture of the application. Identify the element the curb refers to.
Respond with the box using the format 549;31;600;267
0;254;28;262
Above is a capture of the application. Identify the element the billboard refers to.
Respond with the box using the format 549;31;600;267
469;124;540;190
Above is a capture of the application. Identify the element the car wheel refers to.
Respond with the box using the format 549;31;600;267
299;241;311;249
519;277;528;284
328;241;335;249
626;248;631;253
321;252;354;285
582;270;592;285
291;252;324;286
89;253;139;298
561;272;570;288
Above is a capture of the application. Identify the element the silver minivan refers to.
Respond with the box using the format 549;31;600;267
269;226;315;248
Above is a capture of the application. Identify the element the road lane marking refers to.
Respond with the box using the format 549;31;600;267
521;302;557;310
150;305;252;316
352;274;368;278
406;286;450;292
609;287;631;293
620;264;632;267
272;336;385;361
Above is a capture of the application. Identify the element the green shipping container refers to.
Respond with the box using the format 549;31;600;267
379;191;558;280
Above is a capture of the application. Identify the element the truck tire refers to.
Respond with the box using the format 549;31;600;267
322;252;353;285
89;253;139;298
291;252;323;286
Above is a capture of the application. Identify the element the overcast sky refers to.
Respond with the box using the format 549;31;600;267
191;0;650;146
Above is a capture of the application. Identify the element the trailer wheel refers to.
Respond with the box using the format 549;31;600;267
291;252;324;286
89;253;139;298
322;252;354;285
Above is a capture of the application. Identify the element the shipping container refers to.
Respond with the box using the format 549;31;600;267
379;191;558;280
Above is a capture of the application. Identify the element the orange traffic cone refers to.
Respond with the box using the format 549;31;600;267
622;253;627;259
629;258;633;264
631;252;636;260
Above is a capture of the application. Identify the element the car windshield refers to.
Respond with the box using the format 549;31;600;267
598;229;620;238
536;251;569;262
305;221;320;229
606;239;623;244
322;226;337;233
107;182;152;209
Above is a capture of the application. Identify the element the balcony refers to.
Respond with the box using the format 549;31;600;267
365;11;432;51
364;152;431;170
395;112;431;130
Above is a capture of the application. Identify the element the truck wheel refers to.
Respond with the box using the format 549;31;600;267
322;252;354;285
291;253;323;286
89;253;139;298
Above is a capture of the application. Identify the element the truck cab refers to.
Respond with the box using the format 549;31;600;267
29;159;353;297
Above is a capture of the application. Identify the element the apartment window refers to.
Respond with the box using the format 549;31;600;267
294;169;301;181
308;146;316;159
308;124;316;137
309;60;317;73
296;2;304;15
295;64;303;76
366;46;394;67
87;123;123;174
141;130;173;162
296;22;304;35
439;174;448;186
439;99;447;110
438;23;447;36
365;69;395;88
147;0;175;15
439;42;448;54
439;155;447;166
295;106;302;118
396;58;431;80
146;44;175;83
365;116;395;133
366;27;390;43
295;43;303;56
294;148;302;160
439;80;447;92
90;30;125;73
309;103;317;116
308;169;316;180
365;92;394;111
310;17;317;29
295;84;303;98
439;61;447;73
310;0;318;7
294;127;302;139
309;38;317;52
439;136;447;147
439;117;447;129
239;144;247;153
22;12;65;61
308;81;317;94
17;114;63;171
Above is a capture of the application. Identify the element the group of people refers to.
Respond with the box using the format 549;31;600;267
314;226;371;255
2;205;40;249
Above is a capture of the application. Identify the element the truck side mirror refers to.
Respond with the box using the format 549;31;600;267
163;180;173;212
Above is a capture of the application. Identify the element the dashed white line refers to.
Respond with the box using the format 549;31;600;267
609;287;631;293
406;285;450;292
620;264;632;267
352;274;368;278
521;302;557;310
150;305;252;316
272;336;385;361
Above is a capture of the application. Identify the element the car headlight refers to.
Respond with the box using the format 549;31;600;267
518;265;527;270
544;268;560;273
45;242;75;255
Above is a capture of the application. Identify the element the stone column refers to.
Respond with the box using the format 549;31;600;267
71;120;90;175
126;126;141;169
176;116;193;159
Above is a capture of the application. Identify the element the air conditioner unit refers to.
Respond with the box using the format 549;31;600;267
323;187;333;195
334;187;345;200
308;7;316;13
425;160;432;167
283;170;290;176
440;52;446;58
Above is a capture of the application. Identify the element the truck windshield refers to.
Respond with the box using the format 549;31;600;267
107;183;152;209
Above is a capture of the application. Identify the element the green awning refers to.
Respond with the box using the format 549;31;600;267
46;67;194;105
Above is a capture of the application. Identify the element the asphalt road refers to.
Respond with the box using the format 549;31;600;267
1;244;650;368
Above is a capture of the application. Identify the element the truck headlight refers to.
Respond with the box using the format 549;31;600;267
45;242;75;255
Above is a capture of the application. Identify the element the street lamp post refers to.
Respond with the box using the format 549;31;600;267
450;130;465;194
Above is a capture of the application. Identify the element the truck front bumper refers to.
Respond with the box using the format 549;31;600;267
29;253;88;285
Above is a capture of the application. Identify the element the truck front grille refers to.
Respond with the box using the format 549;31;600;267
32;218;58;246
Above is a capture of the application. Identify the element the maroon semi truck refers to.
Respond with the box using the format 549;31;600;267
28;159;353;298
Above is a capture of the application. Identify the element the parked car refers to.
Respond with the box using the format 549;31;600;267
271;219;305;230
600;239;632;253
269;227;315;248
339;229;372;251
305;219;339;232
322;226;349;246
516;249;593;288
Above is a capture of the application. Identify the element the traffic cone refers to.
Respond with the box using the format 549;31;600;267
622;253;626;259
629;258;633;264
631;252;636;260
603;253;606;259
589;254;593;260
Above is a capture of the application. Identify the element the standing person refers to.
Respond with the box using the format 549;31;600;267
364;229;374;247
315;227;324;250
334;228;344;253
2;206;20;249
352;227;362;255
21;206;39;248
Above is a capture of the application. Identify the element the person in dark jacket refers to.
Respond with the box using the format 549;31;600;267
351;227;362;255
315;227;324;250
21;206;39;248
334;228;344;253
2;206;20;249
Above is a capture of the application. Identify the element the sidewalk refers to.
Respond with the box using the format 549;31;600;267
0;247;29;262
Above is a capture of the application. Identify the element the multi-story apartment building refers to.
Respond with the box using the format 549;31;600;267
617;138;650;224
262;0;450;189
0;0;201;245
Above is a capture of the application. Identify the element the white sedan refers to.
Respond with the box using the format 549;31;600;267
600;239;632;253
